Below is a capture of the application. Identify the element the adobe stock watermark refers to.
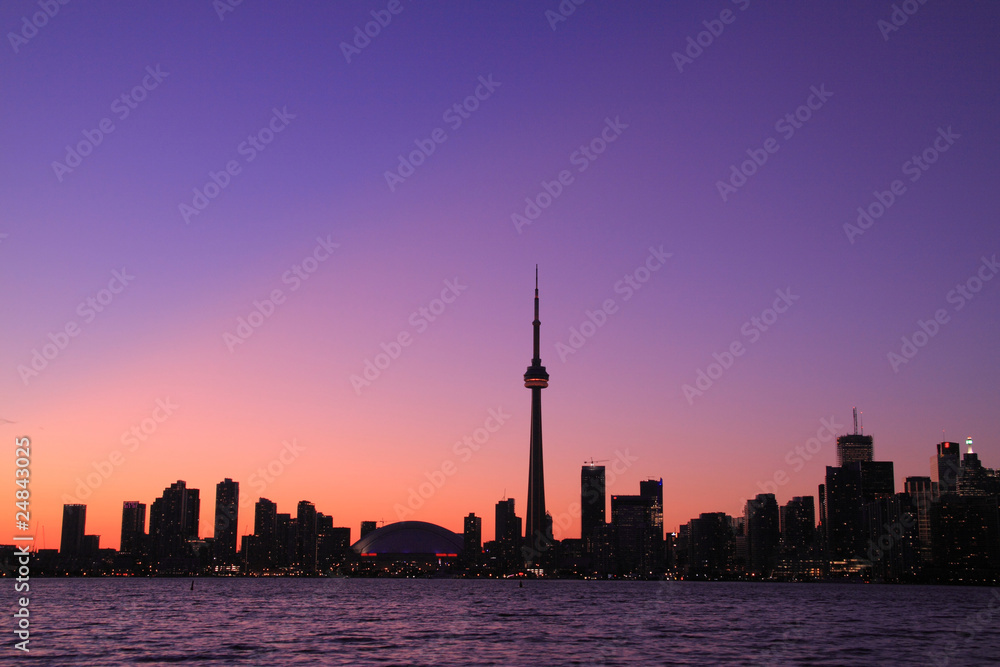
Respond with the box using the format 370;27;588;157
7;0;71;54
672;0;751;73
394;407;511;519
223;236;340;352
384;75;501;192
511;116;628;234
716;84;833;202
545;0;587;31
60;398;179;504
682;288;799;404
843;126;959;244
555;245;672;362
216;439;307;535
244;440;306;499
51;65;169;182
17;268;135;386
350;278;468;394
179;106;296;224
887;254;998;373
878;0;932;42
213;0;245;21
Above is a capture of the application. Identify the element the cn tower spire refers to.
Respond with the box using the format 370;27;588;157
524;265;550;567
533;264;541;363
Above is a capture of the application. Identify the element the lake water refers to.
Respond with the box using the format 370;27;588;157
16;579;1000;665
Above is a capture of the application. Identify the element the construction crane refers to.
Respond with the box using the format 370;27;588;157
584;458;609;466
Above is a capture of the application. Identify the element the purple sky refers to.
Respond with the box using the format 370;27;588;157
2;0;998;548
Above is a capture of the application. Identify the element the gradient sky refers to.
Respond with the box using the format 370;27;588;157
2;1;998;551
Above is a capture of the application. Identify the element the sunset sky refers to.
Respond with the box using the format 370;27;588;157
2;1;998;551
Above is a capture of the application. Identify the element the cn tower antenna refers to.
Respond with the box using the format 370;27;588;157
853;407;858;435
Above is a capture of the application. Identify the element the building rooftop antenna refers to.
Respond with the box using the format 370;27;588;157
860;411;864;435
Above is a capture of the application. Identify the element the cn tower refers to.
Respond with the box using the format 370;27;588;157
524;266;550;563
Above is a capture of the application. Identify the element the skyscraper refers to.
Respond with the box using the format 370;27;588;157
120;501;146;556
523;267;550;563
149;480;200;565
296;500;318;573
495;498;522;574
836;408;873;466
746;493;780;577
214;478;239;566
581;465;606;543
253;497;278;570
60;504;86;556
464;513;482;561
360;521;378;540
934;441;961;496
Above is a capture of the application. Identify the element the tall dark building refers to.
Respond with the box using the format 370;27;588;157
360;521;378;540
823;465;863;561
464;513;482;560
149;480;200;566
120;501;146;556
581;465;606;543
934;441;962;496
746;493;780;577
905;476;934;564
523;267;551;563
837;409;873;466
296;500;318;573
214;478;239;566
253;498;278;570
275;512;294;568
60;504;86;556
495;498;522;574
779;496;816;567
856;461;895;502
688;512;733;577
640;479;664;542
958;438;998;497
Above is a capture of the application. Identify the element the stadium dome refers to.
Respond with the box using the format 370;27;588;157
351;521;463;556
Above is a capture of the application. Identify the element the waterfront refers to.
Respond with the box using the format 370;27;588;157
17;579;1000;665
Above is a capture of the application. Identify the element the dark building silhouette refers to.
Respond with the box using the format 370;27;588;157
837;435;874;467
60;504;86;556
296;501;318;573
214;478;239;566
149;480;200;567
495;498;522;574
276;512;294;569
688;512;732;577
317;519;351;571
837;408;873;466
523;268;551;565
746;493;779;577
858;461;895;502
361;521;378;540
958;438;999;497
81;534;100;557
823;465;863;562
934;441;962;496
252;498;277;570
931;494;1000;582
464;513;482;562
905;476;934;564
120;501;146;556
779;496;817;577
640;478;664;548
581;464;606;547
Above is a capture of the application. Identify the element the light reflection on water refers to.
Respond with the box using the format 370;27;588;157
20;579;1000;665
